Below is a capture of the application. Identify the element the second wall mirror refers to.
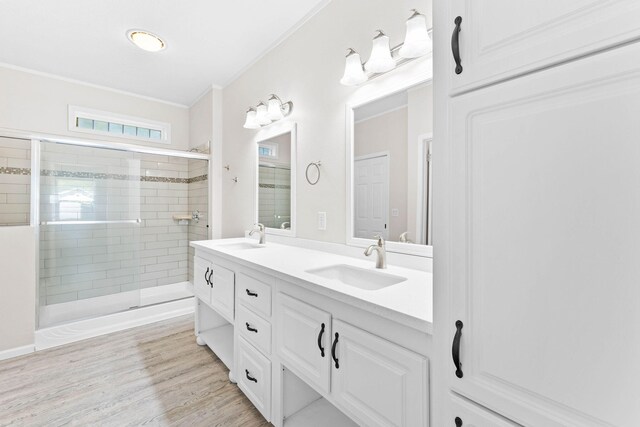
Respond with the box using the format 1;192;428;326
255;123;296;236
346;60;433;257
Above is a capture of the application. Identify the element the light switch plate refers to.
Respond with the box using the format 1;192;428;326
391;208;399;217
318;212;327;230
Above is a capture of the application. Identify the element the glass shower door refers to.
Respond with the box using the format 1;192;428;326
39;142;141;327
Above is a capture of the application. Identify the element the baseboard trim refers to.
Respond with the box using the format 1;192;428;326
0;344;35;361
35;297;195;351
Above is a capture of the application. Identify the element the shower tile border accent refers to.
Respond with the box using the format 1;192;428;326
259;183;291;190
0;167;31;176
1;167;208;184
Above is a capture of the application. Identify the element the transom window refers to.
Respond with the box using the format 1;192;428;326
68;105;171;144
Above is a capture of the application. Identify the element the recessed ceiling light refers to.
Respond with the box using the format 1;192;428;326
127;29;166;52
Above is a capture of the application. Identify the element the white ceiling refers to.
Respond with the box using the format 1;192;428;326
0;0;329;106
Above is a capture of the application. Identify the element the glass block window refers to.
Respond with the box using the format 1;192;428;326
68;105;171;144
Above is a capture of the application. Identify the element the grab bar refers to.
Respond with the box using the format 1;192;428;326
40;219;142;225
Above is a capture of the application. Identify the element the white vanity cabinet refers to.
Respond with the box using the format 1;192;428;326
191;241;432;427
448;0;640;95
276;293;332;394
234;270;275;421
193;256;235;323
331;320;428;427
275;292;429;427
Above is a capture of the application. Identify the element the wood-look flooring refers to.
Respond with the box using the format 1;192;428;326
0;315;272;427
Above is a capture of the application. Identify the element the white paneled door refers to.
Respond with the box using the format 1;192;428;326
447;41;640;426
354;154;389;240
449;0;640;95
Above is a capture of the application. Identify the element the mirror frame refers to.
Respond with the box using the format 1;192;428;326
345;57;433;258
254;121;297;237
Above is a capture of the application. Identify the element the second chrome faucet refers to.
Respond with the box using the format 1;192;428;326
249;223;266;244
364;235;386;269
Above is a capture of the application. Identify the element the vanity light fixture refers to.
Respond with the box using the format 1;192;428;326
243;95;293;129
127;29;166;52
340;9;432;86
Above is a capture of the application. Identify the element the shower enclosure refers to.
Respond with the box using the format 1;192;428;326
36;139;209;327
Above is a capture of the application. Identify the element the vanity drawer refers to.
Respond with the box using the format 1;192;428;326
237;273;272;318
237;337;271;421
237;304;271;355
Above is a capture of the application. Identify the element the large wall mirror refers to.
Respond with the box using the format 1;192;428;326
347;70;432;257
255;123;296;236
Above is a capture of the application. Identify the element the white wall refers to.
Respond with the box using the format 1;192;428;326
220;0;431;242
0;65;190;150
0;226;35;353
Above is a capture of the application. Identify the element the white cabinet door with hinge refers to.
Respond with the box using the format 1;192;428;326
193;256;212;302
210;263;234;323
448;0;640;95
331;320;428;427
449;394;520;427
276;293;331;394
447;41;640;426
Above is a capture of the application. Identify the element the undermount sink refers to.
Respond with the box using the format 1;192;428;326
305;264;406;291
218;242;264;251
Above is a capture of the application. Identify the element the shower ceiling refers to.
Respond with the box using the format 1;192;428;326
0;0;330;106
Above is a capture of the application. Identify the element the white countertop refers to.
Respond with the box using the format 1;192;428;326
191;238;432;334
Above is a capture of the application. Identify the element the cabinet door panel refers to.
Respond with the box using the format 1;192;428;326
449;42;640;426
450;0;640;94
331;320;428;427
276;293;331;394
193;257;211;302
210;263;234;322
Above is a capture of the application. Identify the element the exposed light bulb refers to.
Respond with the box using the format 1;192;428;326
340;49;367;86
365;31;396;74
399;10;432;59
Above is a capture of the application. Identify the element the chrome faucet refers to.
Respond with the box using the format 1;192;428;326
249;223;266;244
364;235;387;269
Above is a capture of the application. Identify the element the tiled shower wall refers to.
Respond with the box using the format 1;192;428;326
258;165;291;229
35;142;208;306
0;137;31;226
